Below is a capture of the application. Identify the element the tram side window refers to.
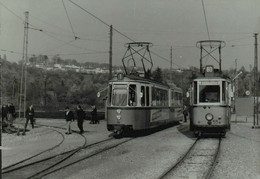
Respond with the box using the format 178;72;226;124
141;86;145;106
199;85;220;103
129;84;137;106
172;92;182;106
108;84;112;105
164;90;169;106
222;81;226;103
171;91;174;106
152;87;156;106
112;85;127;106
146;86;150;106
173;92;178;106
194;82;197;104
178;93;183;106
152;87;168;106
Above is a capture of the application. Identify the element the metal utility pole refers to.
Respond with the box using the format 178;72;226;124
23;11;29;117
0;55;2;106
253;33;259;127
234;58;238;113
109;25;113;80
18;12;29;135
0;55;2;178
170;46;173;71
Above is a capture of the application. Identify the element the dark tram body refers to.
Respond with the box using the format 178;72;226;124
189;65;232;136
106;74;183;135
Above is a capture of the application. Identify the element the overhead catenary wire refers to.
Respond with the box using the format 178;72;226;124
0;1;94;53
29;14;126;44
151;51;184;69
0;0;190;69
201;0;211;41
0;1;24;22
67;0;186;69
62;0;79;40
68;0;136;42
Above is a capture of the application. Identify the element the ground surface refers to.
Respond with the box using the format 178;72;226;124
2;115;260;179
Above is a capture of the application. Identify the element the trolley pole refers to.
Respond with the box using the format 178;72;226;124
109;25;113;80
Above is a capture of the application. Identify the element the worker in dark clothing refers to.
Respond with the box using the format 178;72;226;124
8;103;16;118
91;105;99;124
23;104;35;135
2;105;8;122
76;105;85;134
183;105;189;122
65;106;74;134
7;103;16;129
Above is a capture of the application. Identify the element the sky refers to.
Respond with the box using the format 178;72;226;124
0;0;260;71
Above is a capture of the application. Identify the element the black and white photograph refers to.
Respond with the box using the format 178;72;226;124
0;0;259;178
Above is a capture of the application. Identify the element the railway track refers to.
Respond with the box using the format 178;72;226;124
41;137;134;179
2;124;88;179
159;137;222;179
2;128;65;171
3;123;134;179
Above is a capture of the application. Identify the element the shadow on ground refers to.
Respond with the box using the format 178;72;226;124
111;122;181;139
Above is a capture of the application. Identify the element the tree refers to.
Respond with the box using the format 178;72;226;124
152;67;163;82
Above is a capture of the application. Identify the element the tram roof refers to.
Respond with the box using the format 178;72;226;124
110;74;182;91
193;76;231;81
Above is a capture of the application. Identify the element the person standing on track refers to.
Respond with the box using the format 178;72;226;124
91;105;98;124
7;103;16;129
65;106;74;134
2;104;8;126
76;105;85;134
183;105;188;122
23;104;35;135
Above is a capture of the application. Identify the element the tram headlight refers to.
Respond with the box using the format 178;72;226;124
205;113;214;121
116;115;121;120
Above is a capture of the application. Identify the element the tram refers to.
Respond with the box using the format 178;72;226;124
105;42;183;135
189;40;233;136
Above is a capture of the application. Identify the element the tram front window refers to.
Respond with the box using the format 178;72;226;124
112;85;127;106
199;85;220;103
128;84;137;106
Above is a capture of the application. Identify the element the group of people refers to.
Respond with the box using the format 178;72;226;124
2;103;35;135
65;105;98;135
2;103;16;130
2;103;98;135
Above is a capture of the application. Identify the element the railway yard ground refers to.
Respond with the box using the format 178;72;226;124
2;115;260;179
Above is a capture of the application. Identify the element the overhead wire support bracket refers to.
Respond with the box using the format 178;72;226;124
122;42;153;77
196;40;225;73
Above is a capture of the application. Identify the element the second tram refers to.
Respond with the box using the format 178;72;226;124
189;41;233;136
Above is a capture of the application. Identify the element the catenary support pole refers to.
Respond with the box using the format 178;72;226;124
109;25;113;80
253;33;258;127
254;33;259;126
23;11;29;118
170;46;172;71
0;55;2;179
17;11;29;135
